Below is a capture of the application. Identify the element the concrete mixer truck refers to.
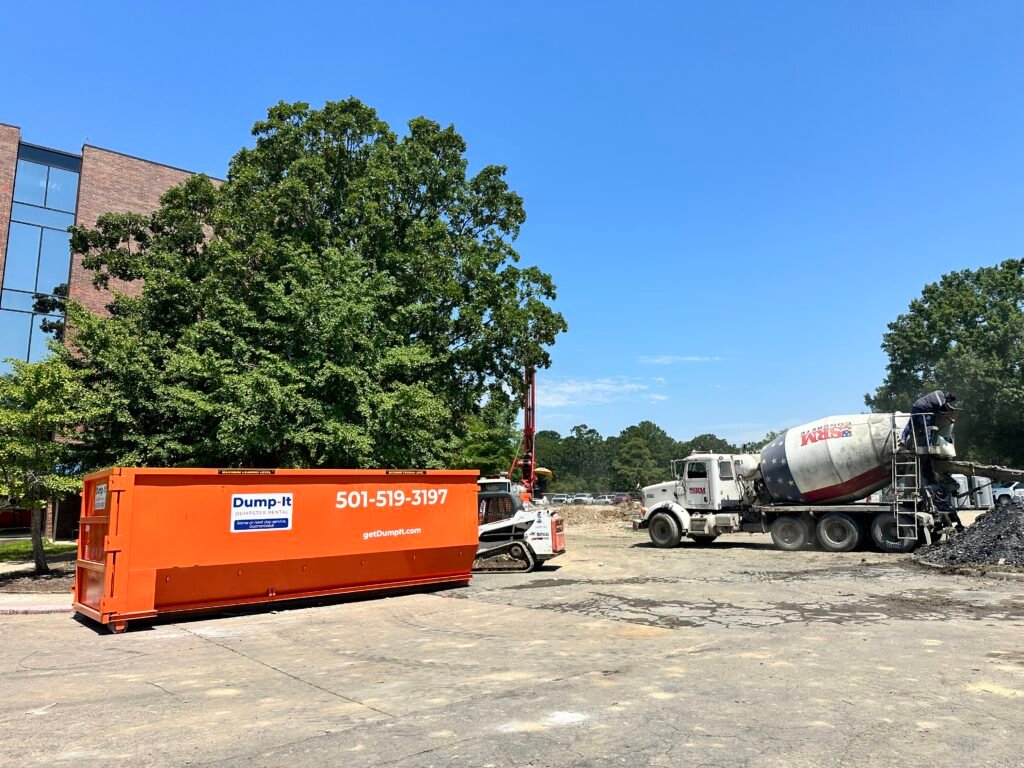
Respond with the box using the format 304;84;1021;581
633;409;1024;553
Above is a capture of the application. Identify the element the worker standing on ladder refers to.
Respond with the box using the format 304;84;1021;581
903;390;957;449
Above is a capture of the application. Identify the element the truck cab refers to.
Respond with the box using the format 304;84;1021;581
642;453;753;513
635;453;760;545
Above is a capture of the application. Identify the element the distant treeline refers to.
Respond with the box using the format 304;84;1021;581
533;421;780;494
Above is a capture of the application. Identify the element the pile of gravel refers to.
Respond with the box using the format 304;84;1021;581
918;498;1024;569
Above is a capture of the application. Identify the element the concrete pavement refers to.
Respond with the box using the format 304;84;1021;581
1;524;1022;767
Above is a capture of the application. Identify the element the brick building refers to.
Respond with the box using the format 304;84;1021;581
0;123;203;535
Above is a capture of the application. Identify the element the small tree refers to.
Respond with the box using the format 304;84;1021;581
0;355;89;574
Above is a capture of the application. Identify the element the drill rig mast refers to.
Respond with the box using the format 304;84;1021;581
511;366;538;497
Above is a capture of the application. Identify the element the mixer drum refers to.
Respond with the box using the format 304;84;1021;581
759;413;905;504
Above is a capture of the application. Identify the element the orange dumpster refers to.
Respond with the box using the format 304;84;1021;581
73;467;480;632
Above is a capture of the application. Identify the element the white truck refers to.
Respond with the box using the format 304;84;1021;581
993;481;1024;507
634;410;1021;553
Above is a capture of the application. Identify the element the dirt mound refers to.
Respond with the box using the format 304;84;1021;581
557;504;637;526
918;498;1024;569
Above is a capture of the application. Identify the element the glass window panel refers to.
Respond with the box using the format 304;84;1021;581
28;315;53;363
1;289;36;312
2;223;41;291
45;168;79;212
36;229;71;295
10;202;75;231
0;309;31;370
13;160;47;206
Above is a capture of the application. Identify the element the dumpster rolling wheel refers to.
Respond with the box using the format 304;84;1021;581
110;620;128;634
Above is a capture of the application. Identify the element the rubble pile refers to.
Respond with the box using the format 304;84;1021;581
918;498;1024;569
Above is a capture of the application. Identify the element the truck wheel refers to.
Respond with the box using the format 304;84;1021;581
770;516;809;551
817;512;860;552
870;512;917;553
648;513;681;548
996;494;1010;508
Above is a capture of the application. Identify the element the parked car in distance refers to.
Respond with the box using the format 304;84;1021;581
549;494;570;504
993;482;1024;506
594;495;614;504
571;494;595;505
612;492;632;504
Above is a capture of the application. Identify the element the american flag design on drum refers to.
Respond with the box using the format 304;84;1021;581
759;414;899;505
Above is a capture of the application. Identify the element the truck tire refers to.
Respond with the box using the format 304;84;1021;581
870;512;917;553
996;494;1010;508
817;512;860;552
770;516;809;551
648;512;681;548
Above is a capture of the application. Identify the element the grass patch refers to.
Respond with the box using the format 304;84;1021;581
0;540;77;562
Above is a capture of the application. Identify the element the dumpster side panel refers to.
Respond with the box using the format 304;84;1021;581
76;469;479;626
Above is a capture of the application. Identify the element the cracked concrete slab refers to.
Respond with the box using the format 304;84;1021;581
1;525;1022;767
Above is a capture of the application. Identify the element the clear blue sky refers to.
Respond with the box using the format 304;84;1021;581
4;2;1022;444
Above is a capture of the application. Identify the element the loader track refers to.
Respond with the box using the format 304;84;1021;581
472;541;536;572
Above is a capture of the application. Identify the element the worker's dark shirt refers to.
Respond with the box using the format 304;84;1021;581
912;390;949;413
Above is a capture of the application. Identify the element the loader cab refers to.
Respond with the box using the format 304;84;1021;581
477;490;524;526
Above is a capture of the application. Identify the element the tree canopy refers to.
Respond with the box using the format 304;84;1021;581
66;99;566;469
867;258;1024;465
536;421;758;493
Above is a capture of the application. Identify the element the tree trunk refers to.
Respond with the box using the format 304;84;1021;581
30;507;50;575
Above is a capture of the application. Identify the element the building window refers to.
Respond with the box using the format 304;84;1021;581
0;144;80;373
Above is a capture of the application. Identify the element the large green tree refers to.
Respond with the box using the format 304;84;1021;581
559;424;610;491
867;259;1024;465
0;356;91;573
67;99;566;469
616;420;677;469
534;429;565;473
612;436;663;489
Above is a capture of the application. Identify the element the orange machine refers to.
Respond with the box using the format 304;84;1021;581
74;467;480;632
